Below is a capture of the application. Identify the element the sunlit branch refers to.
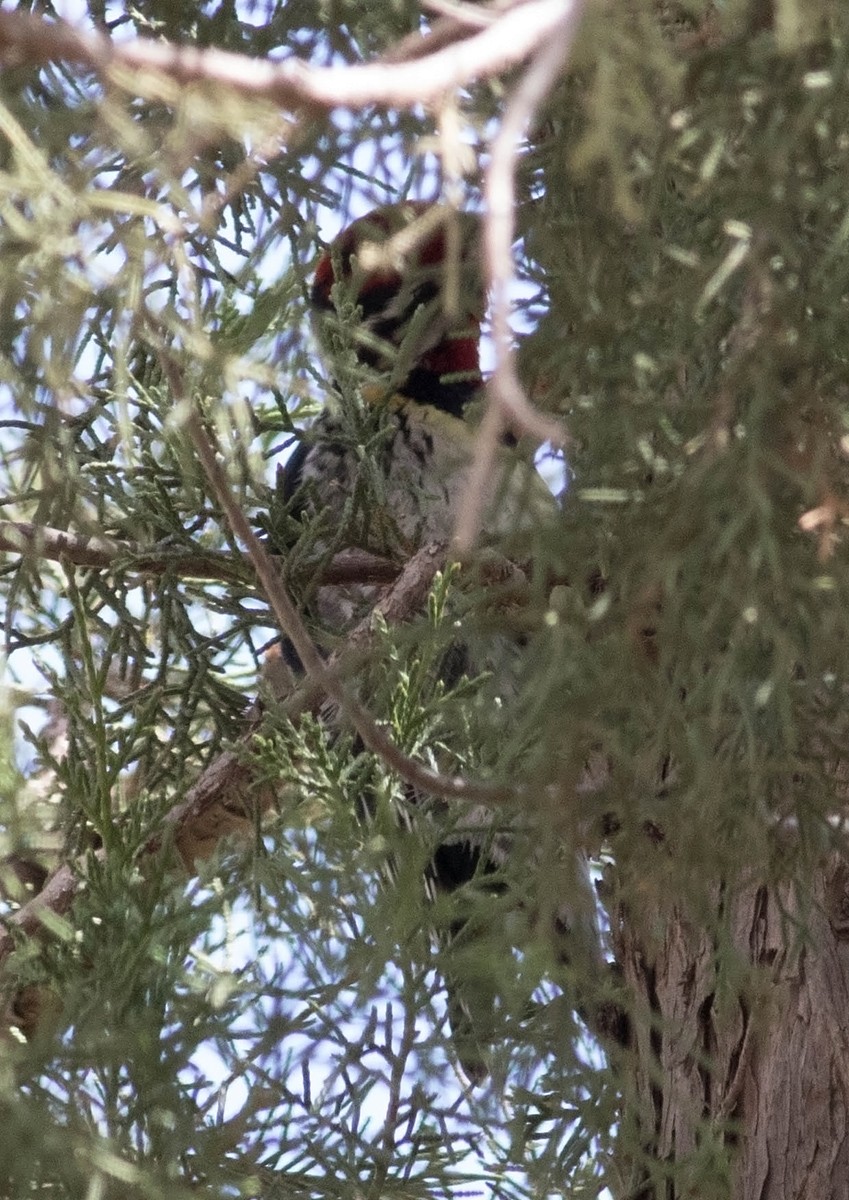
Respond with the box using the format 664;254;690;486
453;6;582;552
0;1;574;112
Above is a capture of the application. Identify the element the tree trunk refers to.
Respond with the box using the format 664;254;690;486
611;853;849;1199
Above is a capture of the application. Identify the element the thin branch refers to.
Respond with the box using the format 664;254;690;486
373;1000;418;1195
485;11;579;435
453;6;582;552
0;520;402;587
0;2;574;112
0;519;245;582
421;0;496;29
381;0;495;66
317;548;402;586
450;393;510;558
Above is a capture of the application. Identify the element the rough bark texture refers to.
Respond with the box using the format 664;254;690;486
611;853;849;1200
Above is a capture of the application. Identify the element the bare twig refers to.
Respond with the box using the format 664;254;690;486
0;519;402;587
0;519;245;582
451;393;510;558
317;548;402;586
374;1001;418;1191
421;0;496;29
381;0;496;65
453;6;582;552
0;2;574;113
484;11;579;437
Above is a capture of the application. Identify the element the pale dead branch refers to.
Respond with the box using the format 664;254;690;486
454;6;581;552
0;2;574;113
0;850;98;965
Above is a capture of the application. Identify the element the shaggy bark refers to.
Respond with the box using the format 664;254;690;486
611;854;849;1199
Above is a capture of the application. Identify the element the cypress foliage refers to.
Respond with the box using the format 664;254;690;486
0;2;847;1197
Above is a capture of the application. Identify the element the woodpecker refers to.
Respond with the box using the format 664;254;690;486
279;204;556;561
273;202;593;1083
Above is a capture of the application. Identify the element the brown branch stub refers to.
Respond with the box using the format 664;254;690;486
318;548;401;587
0;851;100;964
161;747;272;870
0;2;576;112
798;493;849;563
0;521;127;570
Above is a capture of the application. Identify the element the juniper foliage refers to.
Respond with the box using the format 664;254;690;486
0;2;846;1198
